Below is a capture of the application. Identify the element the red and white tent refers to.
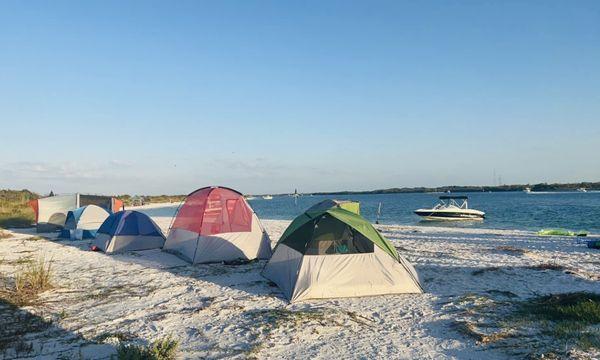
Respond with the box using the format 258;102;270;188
164;186;271;264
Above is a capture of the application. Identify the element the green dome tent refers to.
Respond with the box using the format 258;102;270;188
262;206;422;302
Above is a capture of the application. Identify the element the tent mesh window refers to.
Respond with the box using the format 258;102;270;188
305;214;374;255
172;187;253;236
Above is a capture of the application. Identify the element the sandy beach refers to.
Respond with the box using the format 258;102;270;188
1;203;599;359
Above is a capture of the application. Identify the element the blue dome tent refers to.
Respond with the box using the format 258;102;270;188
59;205;110;240
92;211;165;253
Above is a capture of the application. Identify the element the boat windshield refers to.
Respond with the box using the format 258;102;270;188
436;198;468;209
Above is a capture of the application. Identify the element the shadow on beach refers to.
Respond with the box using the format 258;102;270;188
0;298;119;359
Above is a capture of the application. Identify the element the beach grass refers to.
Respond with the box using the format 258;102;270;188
116;336;179;360
521;292;600;323
0;190;38;228
515;292;600;350
1;257;53;306
452;292;600;356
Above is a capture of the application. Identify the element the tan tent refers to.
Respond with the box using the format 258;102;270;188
262;205;422;302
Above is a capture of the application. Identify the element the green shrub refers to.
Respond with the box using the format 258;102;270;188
520;292;600;324
117;336;179;360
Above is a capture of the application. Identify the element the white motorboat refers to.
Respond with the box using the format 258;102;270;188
524;187;532;193
414;196;485;220
262;195;273;200
577;188;587;193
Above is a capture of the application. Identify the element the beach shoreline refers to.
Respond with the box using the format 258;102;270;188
0;207;598;359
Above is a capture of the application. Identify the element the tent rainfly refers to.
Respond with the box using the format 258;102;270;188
306;199;360;214
92;211;165;253
59;205;110;240
262;205;423;302
29;194;124;232
164;186;272;264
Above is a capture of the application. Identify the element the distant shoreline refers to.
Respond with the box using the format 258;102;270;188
3;181;599;202
266;181;600;197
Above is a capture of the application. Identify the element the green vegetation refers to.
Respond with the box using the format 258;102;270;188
514;292;600;352
117;336;179;360
452;292;600;357
0;257;55;354
520;292;600;323
0;189;38;228
1;257;53;306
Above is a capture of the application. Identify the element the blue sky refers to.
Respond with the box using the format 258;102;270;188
1;1;599;195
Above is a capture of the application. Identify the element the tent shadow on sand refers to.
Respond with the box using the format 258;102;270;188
6;227;94;251
7;227;282;299
114;246;283;299
0;298;120;359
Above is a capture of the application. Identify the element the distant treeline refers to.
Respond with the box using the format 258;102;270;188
117;194;186;206
309;182;600;196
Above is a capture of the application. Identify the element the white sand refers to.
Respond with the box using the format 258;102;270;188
0;204;599;359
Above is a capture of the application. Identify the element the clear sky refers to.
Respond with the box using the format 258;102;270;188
1;1;599;195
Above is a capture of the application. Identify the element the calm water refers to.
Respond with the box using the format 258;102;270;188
246;192;600;233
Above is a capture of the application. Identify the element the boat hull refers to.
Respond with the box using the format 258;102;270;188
414;210;485;220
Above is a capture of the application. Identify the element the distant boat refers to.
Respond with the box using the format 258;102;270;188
577;188;587;193
244;195;256;200
262;195;273;200
524;187;532;193
415;196;485;220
